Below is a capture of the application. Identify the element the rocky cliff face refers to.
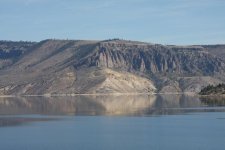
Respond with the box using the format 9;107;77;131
0;39;224;95
77;41;225;76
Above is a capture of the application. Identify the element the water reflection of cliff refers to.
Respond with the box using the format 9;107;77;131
0;95;224;116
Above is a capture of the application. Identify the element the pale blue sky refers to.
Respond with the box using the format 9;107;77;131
0;0;225;44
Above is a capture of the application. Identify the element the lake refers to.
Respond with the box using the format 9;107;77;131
0;94;225;150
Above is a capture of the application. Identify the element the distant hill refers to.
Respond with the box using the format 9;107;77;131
0;39;225;95
0;41;36;69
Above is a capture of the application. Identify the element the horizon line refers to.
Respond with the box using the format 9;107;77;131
0;38;225;46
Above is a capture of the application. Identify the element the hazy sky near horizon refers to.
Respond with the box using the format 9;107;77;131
0;0;225;45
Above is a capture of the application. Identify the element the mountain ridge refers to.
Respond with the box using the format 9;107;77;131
0;39;225;95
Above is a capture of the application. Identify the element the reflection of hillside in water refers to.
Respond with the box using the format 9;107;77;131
0;95;224;116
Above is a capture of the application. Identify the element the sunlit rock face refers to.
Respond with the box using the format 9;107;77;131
0;39;225;95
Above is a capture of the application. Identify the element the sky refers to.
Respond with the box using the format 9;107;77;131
0;0;225;45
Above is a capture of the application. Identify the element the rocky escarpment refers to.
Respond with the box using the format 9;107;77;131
0;39;225;95
77;41;225;76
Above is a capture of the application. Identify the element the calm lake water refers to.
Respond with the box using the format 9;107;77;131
0;95;225;150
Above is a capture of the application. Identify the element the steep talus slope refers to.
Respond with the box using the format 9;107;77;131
0;40;101;95
73;68;155;94
0;39;224;95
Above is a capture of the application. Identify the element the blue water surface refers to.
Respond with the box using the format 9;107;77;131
0;112;225;150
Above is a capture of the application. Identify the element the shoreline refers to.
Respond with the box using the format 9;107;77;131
198;94;225;97
1;93;224;98
0;92;197;98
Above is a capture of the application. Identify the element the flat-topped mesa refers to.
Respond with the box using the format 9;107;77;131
0;39;225;95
